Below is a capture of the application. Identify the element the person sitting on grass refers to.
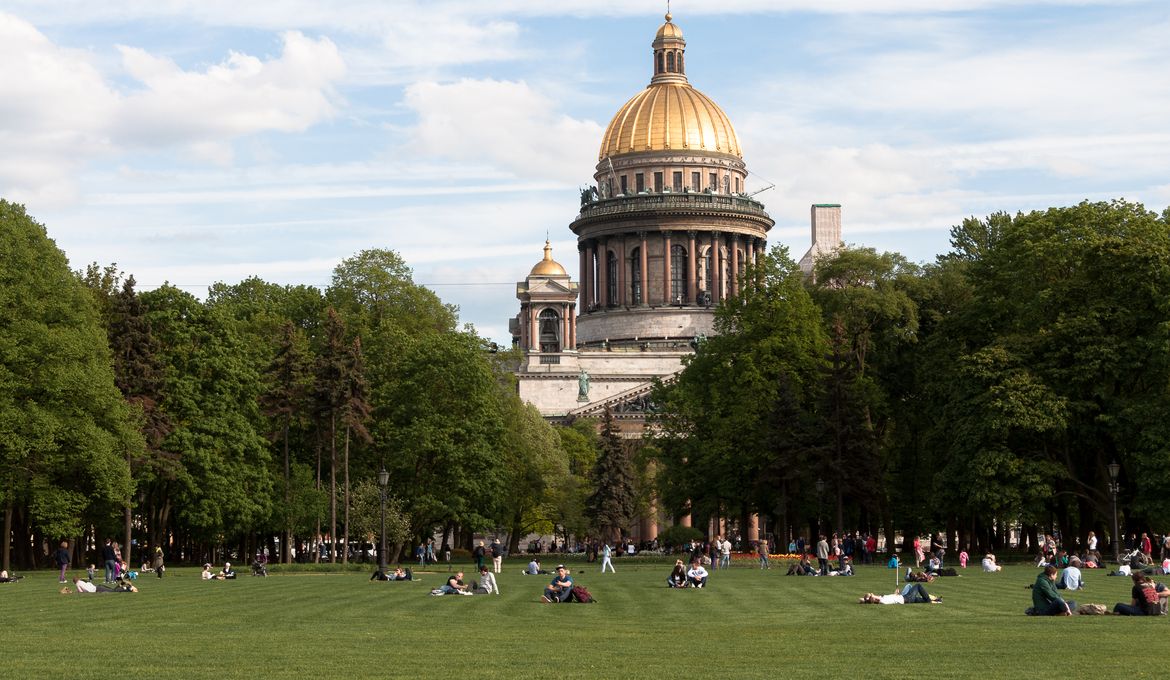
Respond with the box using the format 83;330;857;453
441;571;471;595
391;567;413;581
217;562;236;580
1058;563;1083;590
982;553;1002;572
667;560;687;588
541;565;573;602
786;554;816;576
859;583;941;604
1112;573;1168;616
686;560;709;588
524;558;548;575
1027;565;1075;616
201;564;214;580
474;565;499;595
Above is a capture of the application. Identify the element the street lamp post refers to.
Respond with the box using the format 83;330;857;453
1107;461;1120;564
378;467;390;574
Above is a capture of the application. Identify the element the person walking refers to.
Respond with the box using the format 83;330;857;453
55;541;71;583
720;536;731;570
490;538;504;574
473;541;486;572
600;541;615;573
152;545;165;578
758;538;770;570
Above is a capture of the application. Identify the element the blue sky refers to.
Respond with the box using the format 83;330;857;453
3;1;1168;344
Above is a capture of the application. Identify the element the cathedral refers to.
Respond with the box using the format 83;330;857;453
509;13;841;537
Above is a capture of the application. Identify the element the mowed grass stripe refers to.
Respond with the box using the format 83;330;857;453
1;561;1163;679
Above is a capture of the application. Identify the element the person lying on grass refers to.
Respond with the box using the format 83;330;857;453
667;560;687;588
786;555;816;576
65;576;136;594
441;571;471;595
542;565;573;602
859;583;940;604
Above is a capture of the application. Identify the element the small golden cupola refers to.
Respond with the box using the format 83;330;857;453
529;240;568;276
652;12;686;84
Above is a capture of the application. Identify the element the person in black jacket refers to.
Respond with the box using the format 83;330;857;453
473;541;486;571
101;539;118;583
55;541;71;583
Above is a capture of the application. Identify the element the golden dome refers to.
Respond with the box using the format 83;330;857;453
599;82;742;160
656;14;683;39
530;240;567;276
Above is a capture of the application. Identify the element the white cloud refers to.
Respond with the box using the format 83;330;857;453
403;78;601;184
0;18;347;205
114;31;345;146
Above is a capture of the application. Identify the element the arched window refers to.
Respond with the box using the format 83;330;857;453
670;244;688;303
606;251;618;307
666;52;675;73
678;52;684;74
657;52;664;74
630;247;642;305
538;308;560;353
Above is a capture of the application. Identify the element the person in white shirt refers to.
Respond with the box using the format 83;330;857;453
720;538;731;570
476;566;499;595
981;554;1002;572
686;560;708;588
73;577;97;593
859;592;904;604
600;542;615;574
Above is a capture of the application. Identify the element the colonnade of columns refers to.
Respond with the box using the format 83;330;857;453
517;300;577;352
578;232;766;310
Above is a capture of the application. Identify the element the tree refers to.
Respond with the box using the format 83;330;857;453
260;321;313;563
651;245;828;540
586;408;636;541
314;308;349;562
339;336;373;564
0;201;140;570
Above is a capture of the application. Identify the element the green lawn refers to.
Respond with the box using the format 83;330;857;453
2;558;1164;678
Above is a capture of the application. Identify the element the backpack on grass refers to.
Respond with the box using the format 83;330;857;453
570;585;595;603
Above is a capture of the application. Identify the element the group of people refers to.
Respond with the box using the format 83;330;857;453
201;562;236;580
666;559;709;588
433;566;499;596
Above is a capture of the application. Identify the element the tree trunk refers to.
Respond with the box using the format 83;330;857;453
342;426;350;565
329;413;337;564
283;415;292;565
2;497;12;572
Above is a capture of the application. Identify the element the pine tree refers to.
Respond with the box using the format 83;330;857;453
586;407;636;542
107;276;174;558
314;308;348;563
261;320;312;563
339;336;372;564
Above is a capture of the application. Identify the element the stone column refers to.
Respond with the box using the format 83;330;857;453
687;231;697;304
662;231;673;305
579;245;589;310
618;238;627;307
519;303;527;349
711;232;721;303
568;303;576;348
561;302;570;351
597;239;608;309
729;234;739;297
529;305;539;351
638;232;648;307
748;514;760;542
